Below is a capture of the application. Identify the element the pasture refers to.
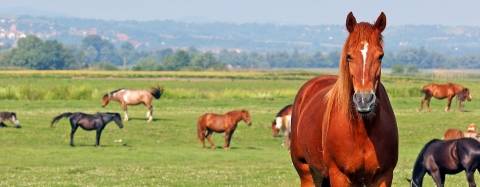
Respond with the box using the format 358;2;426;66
0;70;479;186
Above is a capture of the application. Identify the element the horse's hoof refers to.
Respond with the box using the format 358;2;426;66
70;144;75;147
15;126;21;128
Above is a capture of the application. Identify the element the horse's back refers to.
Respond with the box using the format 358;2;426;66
444;128;464;140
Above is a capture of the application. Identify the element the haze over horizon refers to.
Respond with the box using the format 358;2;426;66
0;0;479;26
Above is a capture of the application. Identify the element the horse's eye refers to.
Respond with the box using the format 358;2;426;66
378;54;384;62
346;54;352;62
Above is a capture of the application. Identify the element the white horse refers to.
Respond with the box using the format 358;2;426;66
102;87;164;122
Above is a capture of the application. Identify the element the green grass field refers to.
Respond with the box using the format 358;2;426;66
0;70;479;186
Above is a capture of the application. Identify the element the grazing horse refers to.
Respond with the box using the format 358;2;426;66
271;104;293;148
197;110;252;149
290;12;398;186
464;123;478;138
443;128;464;140
418;83;472;112
0;112;21;128
410;138;480;187
51;112;124;146
102;87;164;122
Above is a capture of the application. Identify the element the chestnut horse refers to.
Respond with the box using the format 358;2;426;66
102;87;164;122
290;12;398;186
418;83;472;112
443;128;464;140
271;104;293;148
197;110;252;149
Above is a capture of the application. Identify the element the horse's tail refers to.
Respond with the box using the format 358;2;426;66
150;86;164;99
410;139;440;186
51;112;73;127
197;115;207;140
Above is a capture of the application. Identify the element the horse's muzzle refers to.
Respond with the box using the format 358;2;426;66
353;91;376;113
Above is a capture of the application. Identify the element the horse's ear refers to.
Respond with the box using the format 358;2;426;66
374;12;387;33
346;12;357;33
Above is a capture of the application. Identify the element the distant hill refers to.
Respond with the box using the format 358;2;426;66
0;15;480;55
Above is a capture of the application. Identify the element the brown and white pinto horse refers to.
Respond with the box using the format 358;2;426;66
271;104;293;148
418;83;472;112
197;110;252;149
102;87;164;122
290;12;398;186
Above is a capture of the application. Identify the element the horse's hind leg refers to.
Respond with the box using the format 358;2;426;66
426;96;433;112
197;126;206;148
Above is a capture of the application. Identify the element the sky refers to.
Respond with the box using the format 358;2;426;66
1;0;479;26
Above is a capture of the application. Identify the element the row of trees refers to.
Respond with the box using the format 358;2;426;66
1;35;479;70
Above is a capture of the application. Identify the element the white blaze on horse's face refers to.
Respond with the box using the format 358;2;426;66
360;42;369;86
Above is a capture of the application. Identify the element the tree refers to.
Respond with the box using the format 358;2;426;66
162;50;191;70
81;35;121;66
1;35;76;69
119;42;135;70
190;52;224;70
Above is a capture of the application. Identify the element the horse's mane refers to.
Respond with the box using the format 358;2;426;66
324;23;384;122
109;88;125;95
275;104;292;117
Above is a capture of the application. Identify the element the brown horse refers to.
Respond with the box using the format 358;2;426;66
197;110;252;149
443;128;464;140
271;104;293;148
102;87;164;122
290;12;398;186
418;83;472;112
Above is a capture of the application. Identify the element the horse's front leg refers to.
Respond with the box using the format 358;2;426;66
458;100;465;112
466;170;477;187
146;105;153;123
224;128;236;149
370;169;394;187
122;104;129;121
328;166;351;187
95;128;104;146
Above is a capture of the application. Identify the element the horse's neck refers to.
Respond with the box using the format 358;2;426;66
229;113;243;124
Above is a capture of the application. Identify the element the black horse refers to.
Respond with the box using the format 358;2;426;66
51;112;124;146
410;138;480;187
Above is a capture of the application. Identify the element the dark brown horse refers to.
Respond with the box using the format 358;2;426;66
410;138;480;187
290;12;398;186
271;104;292;148
102;87;164;122
0;112;20;128
418;83;472;112
197;110;252;149
51;112;124;146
